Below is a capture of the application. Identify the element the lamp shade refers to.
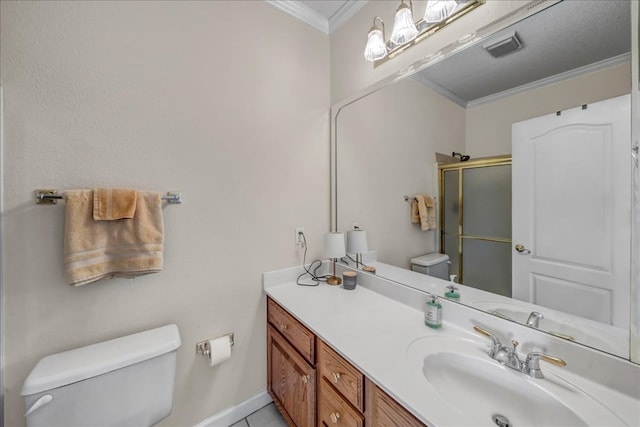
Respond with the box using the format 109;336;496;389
346;229;368;254
364;28;387;61
390;3;418;45
424;0;457;24
324;232;346;259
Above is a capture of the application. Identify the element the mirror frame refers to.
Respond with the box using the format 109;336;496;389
330;0;640;363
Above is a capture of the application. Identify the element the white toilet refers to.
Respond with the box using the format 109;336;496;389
21;324;181;427
410;253;450;279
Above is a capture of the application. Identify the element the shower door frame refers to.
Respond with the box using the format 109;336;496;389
438;156;512;287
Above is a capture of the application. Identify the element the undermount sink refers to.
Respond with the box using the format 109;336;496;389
405;335;626;427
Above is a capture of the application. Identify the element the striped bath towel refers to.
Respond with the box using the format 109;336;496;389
63;189;164;286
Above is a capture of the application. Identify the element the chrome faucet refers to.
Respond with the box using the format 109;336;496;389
526;311;544;328
523;351;567;378
493;339;523;370
473;325;566;378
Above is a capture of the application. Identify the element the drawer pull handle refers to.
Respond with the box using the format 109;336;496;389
279;323;288;332
330;412;341;424
331;372;342;383
301;374;310;384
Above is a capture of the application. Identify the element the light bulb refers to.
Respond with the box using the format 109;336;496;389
364;28;387;61
390;2;418;46
424;0;458;24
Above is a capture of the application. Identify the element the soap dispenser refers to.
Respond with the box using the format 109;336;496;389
425;294;442;329
445;274;460;301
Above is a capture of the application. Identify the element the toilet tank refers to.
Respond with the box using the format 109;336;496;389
410;253;450;279
21;324;181;427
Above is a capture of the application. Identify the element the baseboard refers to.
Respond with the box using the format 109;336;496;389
193;391;272;427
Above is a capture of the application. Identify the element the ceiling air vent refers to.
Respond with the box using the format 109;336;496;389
483;31;523;58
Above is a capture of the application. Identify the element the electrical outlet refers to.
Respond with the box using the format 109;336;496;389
295;227;305;246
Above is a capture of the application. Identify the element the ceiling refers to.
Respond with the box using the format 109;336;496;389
412;0;631;107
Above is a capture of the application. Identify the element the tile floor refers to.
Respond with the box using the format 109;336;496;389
230;403;287;427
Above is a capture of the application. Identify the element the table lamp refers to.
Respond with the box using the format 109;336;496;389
324;232;346;285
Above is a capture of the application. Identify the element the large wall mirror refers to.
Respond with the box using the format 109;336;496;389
333;0;639;362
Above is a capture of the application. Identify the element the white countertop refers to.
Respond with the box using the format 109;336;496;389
266;277;454;426
264;264;640;427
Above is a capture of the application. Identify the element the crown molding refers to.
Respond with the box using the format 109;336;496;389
266;1;368;34
266;0;329;34
411;72;467;108
412;52;631;109
329;1;368;33
467;52;631;108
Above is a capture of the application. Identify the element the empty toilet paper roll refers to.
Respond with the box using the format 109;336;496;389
207;335;232;367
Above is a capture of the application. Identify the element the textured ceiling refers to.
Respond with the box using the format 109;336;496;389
413;0;631;105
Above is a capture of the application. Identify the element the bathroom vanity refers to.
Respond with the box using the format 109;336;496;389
267;297;423;427
264;264;640;427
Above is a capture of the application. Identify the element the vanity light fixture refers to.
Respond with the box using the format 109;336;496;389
324;232;346;285
424;0;457;24
364;0;484;66
390;1;418;46
346;228;368;269
364;17;387;62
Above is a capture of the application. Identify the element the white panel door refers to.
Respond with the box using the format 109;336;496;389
512;94;631;327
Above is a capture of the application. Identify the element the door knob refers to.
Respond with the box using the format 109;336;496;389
514;244;531;254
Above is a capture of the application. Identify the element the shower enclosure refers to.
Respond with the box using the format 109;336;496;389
439;157;512;296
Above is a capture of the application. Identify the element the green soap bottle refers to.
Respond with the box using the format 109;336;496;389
445;275;460;301
425;295;442;329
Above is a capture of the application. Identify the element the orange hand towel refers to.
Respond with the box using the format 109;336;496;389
411;198;420;223
424;195;437;230
414;195;429;231
93;188;137;220
64;190;164;286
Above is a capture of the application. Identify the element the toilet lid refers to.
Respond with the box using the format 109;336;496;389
410;253;449;267
21;324;180;396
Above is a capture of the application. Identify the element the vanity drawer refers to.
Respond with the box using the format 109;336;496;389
318;340;364;412
318;378;364;427
268;297;315;364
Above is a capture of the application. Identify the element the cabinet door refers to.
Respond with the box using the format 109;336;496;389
268;324;316;427
364;379;426;427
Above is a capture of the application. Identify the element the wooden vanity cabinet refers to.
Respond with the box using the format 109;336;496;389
364;379;425;427
267;298;316;427
318;377;364;427
267;297;427;427
317;339;365;427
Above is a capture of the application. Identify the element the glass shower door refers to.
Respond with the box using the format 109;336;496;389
440;158;512;297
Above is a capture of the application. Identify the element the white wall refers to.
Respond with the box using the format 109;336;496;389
0;2;329;426
337;79;465;268
465;63;632;157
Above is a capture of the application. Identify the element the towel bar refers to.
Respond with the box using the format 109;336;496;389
404;195;437;204
35;190;182;205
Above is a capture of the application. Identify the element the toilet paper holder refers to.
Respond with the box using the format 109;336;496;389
195;333;234;357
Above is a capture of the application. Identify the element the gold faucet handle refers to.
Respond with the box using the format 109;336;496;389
473;325;492;337
511;340;519;351
539;353;567;367
473;325;501;357
524;351;567;378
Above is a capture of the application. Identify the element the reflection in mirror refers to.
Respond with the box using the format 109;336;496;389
335;0;635;360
